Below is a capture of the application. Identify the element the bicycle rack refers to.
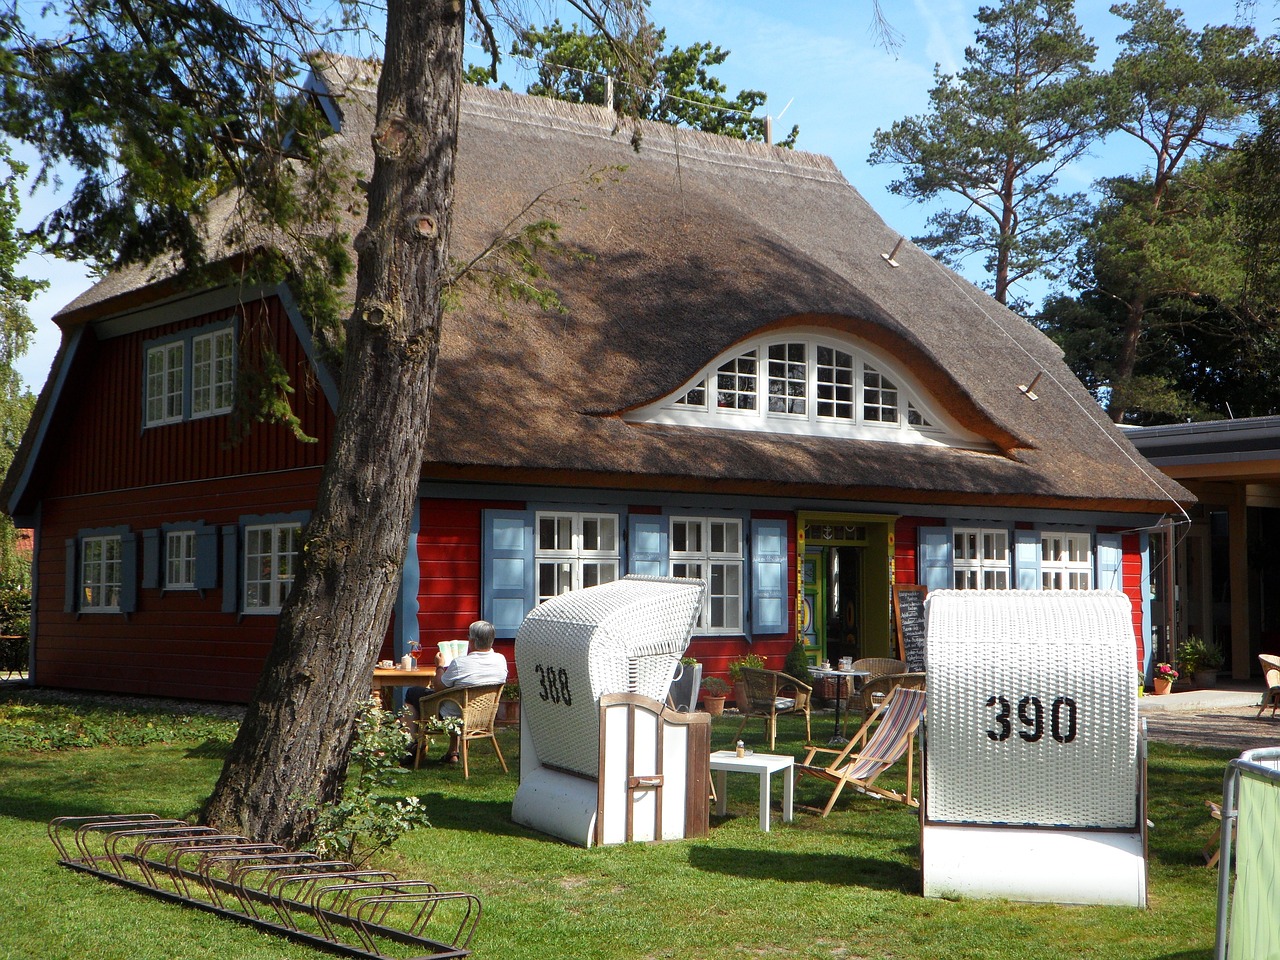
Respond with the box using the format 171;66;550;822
49;814;480;959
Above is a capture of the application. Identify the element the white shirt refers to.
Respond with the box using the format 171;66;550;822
439;648;508;689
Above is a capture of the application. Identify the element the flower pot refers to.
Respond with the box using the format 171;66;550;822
734;682;750;712
1194;669;1218;689
1152;677;1172;696
701;695;726;717
498;700;521;726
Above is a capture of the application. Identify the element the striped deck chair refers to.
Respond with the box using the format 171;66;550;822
796;686;926;816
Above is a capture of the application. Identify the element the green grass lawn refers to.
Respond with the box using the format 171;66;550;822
0;690;1230;960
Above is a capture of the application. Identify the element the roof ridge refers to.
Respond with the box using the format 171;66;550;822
458;83;846;184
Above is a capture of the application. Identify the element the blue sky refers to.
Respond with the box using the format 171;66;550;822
12;0;1245;390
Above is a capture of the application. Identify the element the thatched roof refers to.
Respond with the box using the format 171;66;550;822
41;54;1190;514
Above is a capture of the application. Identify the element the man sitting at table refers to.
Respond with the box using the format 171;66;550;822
402;620;508;764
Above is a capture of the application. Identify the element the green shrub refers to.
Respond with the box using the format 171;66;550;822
727;653;765;682
783;640;813;685
0;580;31;640
307;698;431;865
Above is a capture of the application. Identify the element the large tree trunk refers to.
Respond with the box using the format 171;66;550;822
202;0;465;847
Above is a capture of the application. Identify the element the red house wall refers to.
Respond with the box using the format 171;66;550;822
35;468;324;702
415;499;516;670
29;294;334;703
45;297;332;499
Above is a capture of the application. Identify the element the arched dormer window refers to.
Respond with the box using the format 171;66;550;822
626;329;989;449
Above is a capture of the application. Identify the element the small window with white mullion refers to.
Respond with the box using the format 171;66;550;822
81;535;123;611
863;364;900;424
816;344;856;421
952;527;1009;590
535;511;619;603
766;342;807;416
1041;532;1092;590
673;378;707;409
165;529;197;590
244;522;301;614
715;351;758;411
145;341;185;426
191;327;235;418
670;516;743;633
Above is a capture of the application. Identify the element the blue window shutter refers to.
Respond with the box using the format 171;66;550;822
751;519;788;638
221;525;239;613
141;529;160;590
483;509;534;639
627;514;668;577
1014;530;1041;591
918;528;951;592
120;532;139;613
1096;533;1123;591
194;524;219;590
64;539;77;613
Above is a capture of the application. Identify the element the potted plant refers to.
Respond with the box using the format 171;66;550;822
498;682;520;726
728;653;766;711
1180;635;1225;688
1151;662;1178;695
700;676;730;716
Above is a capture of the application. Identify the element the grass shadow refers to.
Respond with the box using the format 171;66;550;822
409;790;535;839
688;844;918;892
183;739;232;759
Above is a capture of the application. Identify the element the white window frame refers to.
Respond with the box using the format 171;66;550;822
145;340;185;426
243;522;301;614
534;511;619;604
81;535;123;612
669;516;743;634
165;529;197;590
628;328;988;449
191;327;235;418
952;527;1010;590
1041;532;1092;591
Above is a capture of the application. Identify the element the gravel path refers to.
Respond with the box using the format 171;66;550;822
1143;704;1280;754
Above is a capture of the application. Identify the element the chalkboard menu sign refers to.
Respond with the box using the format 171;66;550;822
893;584;927;672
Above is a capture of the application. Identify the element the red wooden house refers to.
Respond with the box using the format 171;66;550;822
3;56;1192;702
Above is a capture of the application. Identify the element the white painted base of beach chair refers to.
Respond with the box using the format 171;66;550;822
512;766;600;847
922;824;1147;906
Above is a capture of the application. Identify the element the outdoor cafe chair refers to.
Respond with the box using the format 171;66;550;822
1258;654;1280;718
852;658;907;714
413;682;508;779
857;671;926;730
734;667;812;750
796;685;926;816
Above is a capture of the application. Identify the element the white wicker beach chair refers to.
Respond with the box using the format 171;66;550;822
921;589;1146;907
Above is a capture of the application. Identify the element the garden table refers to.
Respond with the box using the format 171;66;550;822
809;668;868;743
709;750;794;831
371;666;436;709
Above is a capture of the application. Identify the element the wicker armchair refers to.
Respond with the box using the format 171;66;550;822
1259;655;1280;718
413;682;508;779
734;667;812;750
859;672;926;723
852;657;908;684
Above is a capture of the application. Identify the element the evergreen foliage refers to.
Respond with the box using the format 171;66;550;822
505;19;799;146
869;0;1107;307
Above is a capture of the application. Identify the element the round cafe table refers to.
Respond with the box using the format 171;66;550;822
809;668;869;744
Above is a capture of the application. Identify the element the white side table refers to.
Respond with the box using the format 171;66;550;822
709;750;795;831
